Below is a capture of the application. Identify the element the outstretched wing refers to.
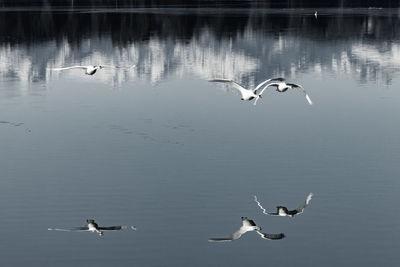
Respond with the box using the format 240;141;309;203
287;83;313;105
208;237;234;242
98;226;126;231
254;195;279;215
254;77;285;94
48;226;89;232
50;66;88;71
208;79;248;94
100;65;136;69
295;193;313;214
256;231;285;240
256;82;281;96
208;225;247;242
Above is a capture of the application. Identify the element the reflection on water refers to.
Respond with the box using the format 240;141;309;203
1;10;400;87
1;8;400;267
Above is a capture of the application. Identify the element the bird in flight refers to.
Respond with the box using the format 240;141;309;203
208;217;285;242
259;80;313;105
49;64;135;75
48;219;136;236
254;193;313;218
208;77;285;105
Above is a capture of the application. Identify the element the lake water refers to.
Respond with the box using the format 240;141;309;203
0;8;399;267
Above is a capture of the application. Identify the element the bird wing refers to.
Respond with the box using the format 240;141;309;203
50;66;88;71
48;226;89;232
98;226;128;231
101;64;136;69
287;83;313;105
295;193;313;214
208;79;248;95
256;231;285;240
254;77;285;93
208;237;234;242
254;195;279;215
256;82;280;96
208;226;247;242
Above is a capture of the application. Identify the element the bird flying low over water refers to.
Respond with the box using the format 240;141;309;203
48;219;137;236
259;80;313;105
208;217;285;242
208;77;285;105
254;193;313;218
49;64;135;75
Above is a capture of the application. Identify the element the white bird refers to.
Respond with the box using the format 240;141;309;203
49;64;135;75
48;219;137;236
254;193;313;218
208;217;285;242
314;11;318;18
259;80;313;105
208;77;285;105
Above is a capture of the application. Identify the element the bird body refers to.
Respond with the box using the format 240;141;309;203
208;217;285;242
209;77;285;105
84;65;102;75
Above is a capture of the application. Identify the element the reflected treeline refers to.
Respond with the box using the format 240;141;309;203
0;1;399;8
0;11;400;86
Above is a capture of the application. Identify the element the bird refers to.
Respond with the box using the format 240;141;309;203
208;77;285;105
259;80;313;105
208;217;285;242
254;193;313;218
314;11;318;18
48;219;137;236
49;64;135;75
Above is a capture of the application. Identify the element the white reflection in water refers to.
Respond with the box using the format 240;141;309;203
0;26;398;89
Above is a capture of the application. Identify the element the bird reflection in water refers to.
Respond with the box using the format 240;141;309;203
254;193;313;218
208;217;285;242
48;219;137;236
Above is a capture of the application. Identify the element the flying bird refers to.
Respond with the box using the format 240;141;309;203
259;80;313;105
254;193;313;218
48;219;137;236
208;77;285;105
208;217;285;242
49;64;135;75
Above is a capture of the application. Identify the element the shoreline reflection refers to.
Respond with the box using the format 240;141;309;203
0;10;399;87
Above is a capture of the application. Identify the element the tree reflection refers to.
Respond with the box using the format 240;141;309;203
0;10;399;85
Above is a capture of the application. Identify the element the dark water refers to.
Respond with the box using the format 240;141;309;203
0;9;399;267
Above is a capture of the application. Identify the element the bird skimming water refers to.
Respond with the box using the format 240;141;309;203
49;64;135;75
209;77;285;105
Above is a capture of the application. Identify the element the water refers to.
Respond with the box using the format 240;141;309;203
0;8;400;267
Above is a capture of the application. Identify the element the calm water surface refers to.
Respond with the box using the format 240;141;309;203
0;8;399;267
